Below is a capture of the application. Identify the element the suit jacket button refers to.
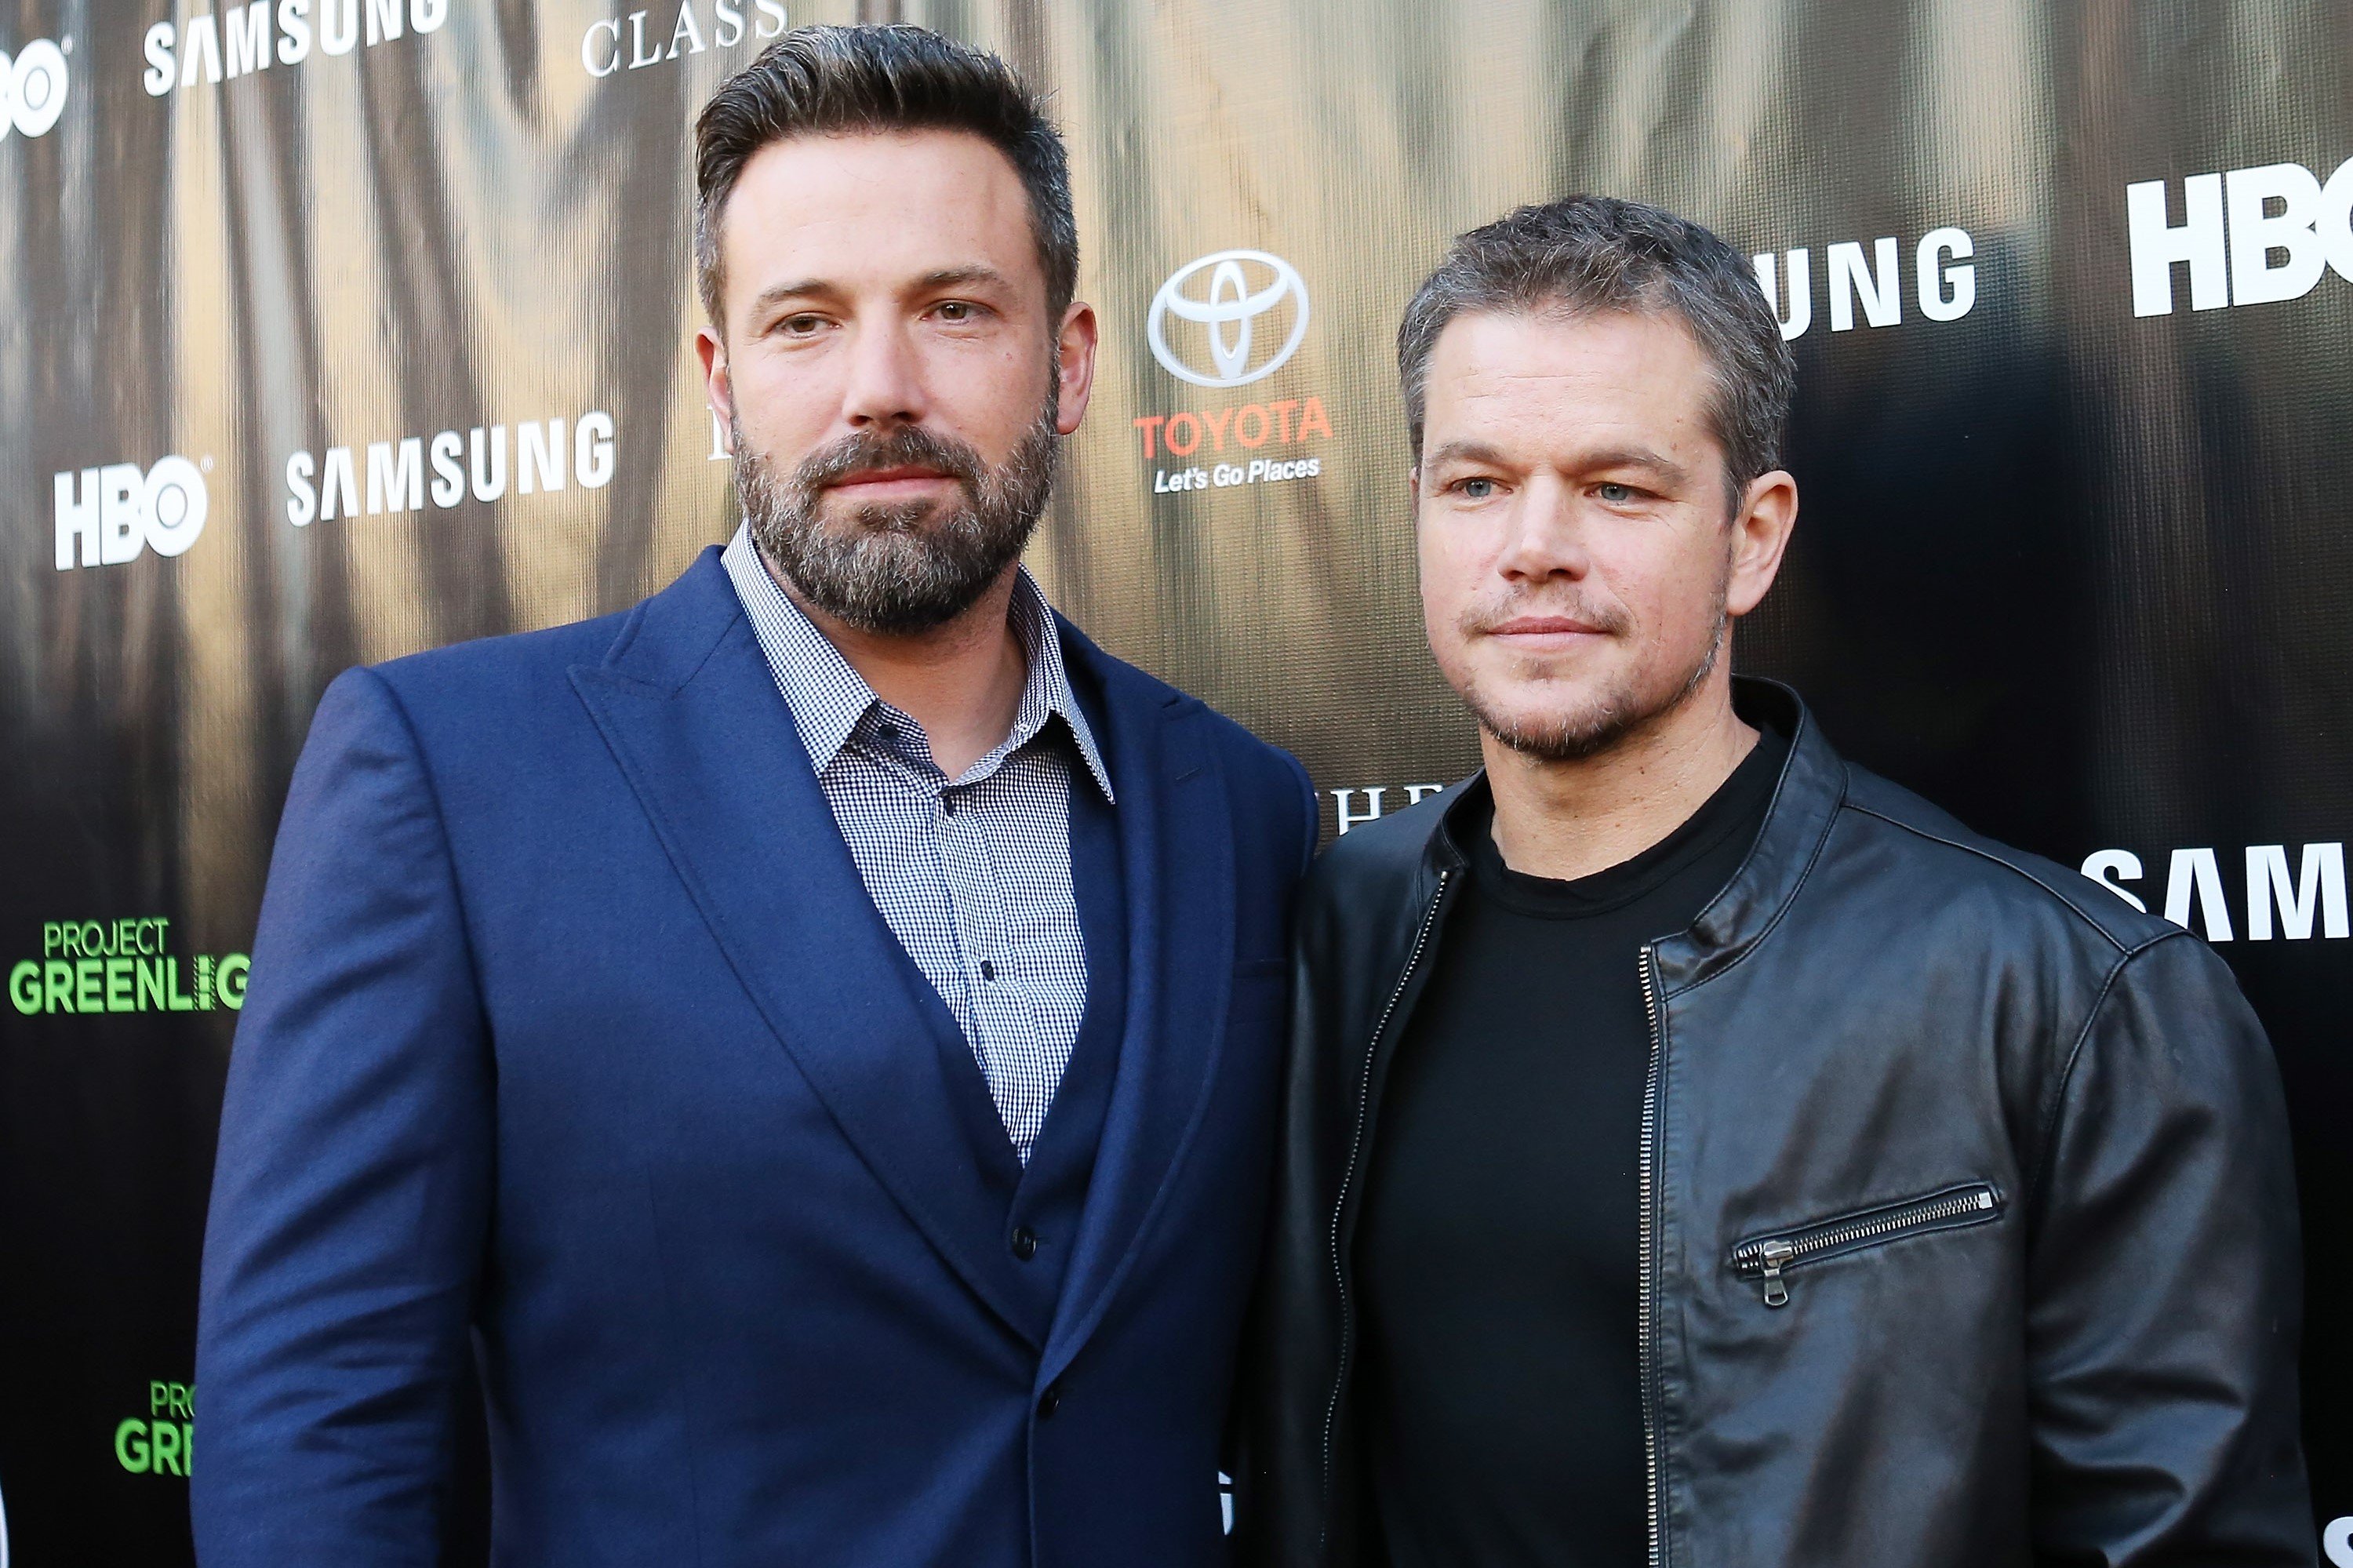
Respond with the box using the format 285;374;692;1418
1011;1227;1038;1261
1038;1383;1061;1418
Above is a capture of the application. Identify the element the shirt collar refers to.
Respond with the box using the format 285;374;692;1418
721;522;1114;802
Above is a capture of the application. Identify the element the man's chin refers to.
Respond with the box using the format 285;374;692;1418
1457;666;1650;764
1464;654;1722;765
1478;704;1630;762
810;493;955;537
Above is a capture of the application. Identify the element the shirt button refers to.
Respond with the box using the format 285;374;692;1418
980;959;996;983
941;791;957;817
1038;1382;1062;1418
1011;1227;1039;1261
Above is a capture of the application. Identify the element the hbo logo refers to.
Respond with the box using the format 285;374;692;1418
54;458;210;570
0;38;68;140
2129;157;2353;315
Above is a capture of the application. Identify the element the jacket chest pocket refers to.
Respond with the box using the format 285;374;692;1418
1729;1181;2002;1307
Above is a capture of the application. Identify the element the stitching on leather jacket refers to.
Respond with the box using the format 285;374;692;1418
1842;801;2137;957
1661;766;1849;999
2022;930;2194;1222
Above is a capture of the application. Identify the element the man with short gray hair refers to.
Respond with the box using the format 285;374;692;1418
1238;195;2312;1567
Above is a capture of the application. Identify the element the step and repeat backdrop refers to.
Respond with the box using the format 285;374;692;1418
3;0;2350;1559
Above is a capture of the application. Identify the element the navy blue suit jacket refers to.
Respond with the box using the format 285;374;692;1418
191;550;1318;1567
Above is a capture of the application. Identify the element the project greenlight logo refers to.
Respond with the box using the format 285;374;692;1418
116;1381;194;1477
8;919;248;1016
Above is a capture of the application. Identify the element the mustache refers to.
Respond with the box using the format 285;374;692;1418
1457;591;1632;638
733;406;1059;638
791;424;984;504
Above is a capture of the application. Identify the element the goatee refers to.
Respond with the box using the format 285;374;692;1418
736;407;1059;635
1458;580;1728;763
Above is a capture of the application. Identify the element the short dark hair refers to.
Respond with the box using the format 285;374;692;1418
1397;195;1795;496
693;25;1077;333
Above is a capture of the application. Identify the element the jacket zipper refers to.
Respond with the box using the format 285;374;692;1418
1637;944;1665;1568
1318;868;1453;1541
1731;1182;2002;1307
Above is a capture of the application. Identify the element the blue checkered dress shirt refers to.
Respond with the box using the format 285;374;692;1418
722;524;1115;1163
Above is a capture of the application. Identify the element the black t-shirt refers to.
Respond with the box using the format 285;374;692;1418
1357;722;1789;1568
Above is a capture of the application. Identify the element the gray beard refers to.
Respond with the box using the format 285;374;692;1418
736;408;1059;636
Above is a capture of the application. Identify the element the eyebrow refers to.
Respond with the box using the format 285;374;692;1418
1577;445;1693;487
1424;438;1515;470
913;265;1015;294
742;266;1018;323
744;278;838;321
1426;437;1692;489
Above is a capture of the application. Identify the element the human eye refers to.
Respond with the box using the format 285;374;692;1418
932;300;987;324
1453;475;1500;500
773;312;828;340
1595;481;1641;504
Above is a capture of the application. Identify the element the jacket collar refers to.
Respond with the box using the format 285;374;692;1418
569;550;1041;1341
1420;676;1846;994
1037;614;1238;1386
1657;678;1846;994
718;523;1114;800
569;548;1236;1372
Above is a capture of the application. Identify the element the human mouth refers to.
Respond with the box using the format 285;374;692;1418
825;465;959;497
1484;613;1609;649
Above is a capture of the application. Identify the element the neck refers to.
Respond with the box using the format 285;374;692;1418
769;558;1030;782
1483;664;1758;882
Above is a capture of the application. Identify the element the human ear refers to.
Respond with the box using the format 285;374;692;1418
1053;303;1099;435
696;325;736;447
1726;469;1798;617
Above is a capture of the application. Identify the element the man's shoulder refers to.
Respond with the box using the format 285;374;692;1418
353;605;638;739
1056;615;1307;793
362;547;732;722
1833;762;2180;955
1306;777;1463;900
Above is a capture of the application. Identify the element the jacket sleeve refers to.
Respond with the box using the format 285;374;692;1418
191;666;493;1567
1286;748;1322;877
2025;930;2315;1566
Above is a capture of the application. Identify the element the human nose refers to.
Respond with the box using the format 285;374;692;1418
837;318;929;430
1493;476;1592;582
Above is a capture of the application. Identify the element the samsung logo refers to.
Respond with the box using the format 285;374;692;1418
144;0;449;95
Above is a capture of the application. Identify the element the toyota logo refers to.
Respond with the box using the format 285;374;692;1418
1147;249;1311;389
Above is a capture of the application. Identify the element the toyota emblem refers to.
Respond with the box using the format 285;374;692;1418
1147;249;1311;389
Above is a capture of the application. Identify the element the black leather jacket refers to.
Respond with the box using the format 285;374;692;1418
1238;680;2313;1568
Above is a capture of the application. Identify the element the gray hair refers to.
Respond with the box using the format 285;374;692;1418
694;25;1077;333
1398;195;1795;497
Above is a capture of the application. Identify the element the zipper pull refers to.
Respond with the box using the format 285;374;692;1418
1758;1239;1795;1307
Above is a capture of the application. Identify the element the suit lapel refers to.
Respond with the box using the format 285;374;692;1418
1042;631;1238;1383
569;551;1037;1345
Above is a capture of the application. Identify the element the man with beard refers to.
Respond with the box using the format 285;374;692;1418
1238;197;2313;1566
193;27;1317;1568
